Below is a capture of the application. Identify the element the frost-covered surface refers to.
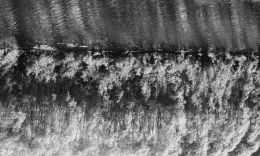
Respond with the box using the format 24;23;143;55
0;100;259;156
0;49;259;155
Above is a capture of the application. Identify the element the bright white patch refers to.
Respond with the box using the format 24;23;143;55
33;45;56;51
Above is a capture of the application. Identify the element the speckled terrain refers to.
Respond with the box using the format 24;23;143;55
0;49;259;156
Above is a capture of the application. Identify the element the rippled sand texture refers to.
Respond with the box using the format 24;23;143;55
0;0;260;50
